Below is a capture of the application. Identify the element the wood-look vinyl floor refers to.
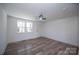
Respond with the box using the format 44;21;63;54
4;37;79;55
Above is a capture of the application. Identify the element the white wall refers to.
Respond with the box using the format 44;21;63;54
7;16;40;43
0;5;7;54
36;21;45;37
43;16;79;46
76;17;79;46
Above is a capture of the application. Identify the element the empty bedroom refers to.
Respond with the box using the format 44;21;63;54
0;3;79;55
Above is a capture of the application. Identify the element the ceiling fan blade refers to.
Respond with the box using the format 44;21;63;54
42;18;46;20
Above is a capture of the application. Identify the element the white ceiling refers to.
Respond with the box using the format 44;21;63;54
1;3;79;21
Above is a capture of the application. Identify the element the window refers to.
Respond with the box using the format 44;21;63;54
17;20;32;33
17;20;25;33
26;21;32;32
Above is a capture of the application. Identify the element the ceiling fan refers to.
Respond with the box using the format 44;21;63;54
38;14;46;21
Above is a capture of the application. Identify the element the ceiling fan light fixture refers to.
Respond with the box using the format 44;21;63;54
39;17;42;20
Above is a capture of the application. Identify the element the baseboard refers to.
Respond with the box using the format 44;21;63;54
8;36;40;44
